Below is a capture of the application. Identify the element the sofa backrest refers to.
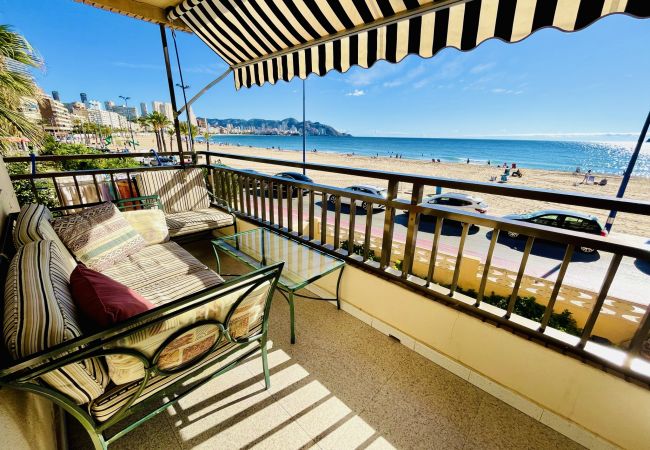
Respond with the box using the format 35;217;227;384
135;168;210;214
3;240;109;404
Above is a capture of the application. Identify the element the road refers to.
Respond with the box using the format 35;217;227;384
248;194;649;305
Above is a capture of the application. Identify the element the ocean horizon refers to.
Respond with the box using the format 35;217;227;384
204;135;649;177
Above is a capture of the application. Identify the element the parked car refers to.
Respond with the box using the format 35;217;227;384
273;171;313;196
418;192;489;217
503;210;607;253
329;185;388;211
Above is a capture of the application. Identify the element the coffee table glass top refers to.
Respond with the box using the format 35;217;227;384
212;228;345;292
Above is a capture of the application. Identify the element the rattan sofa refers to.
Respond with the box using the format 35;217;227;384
0;202;282;450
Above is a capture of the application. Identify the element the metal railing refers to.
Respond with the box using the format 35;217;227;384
5;151;650;386
197;150;650;386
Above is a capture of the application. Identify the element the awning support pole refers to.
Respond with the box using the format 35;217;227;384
605;109;650;232
177;68;232;116
159;23;185;166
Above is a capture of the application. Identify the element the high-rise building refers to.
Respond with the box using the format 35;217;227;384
163;102;174;122
40;96;72;135
52;91;60;101
140;102;149;116
80;92;88;103
152;101;164;114
86;100;103;110
187;106;198;126
19;97;42;123
109;104;138;121
105;100;115;110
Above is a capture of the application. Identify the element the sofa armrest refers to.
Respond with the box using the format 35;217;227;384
206;190;234;214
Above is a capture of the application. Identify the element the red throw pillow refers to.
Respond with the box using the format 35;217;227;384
70;265;154;328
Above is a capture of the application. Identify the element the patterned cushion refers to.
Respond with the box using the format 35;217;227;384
166;208;234;237
51;202;146;271
91;335;262;422
122;209;169;246
104;272;270;385
135;169;210;214
3;240;109;404
100;241;208;292
13;204;76;267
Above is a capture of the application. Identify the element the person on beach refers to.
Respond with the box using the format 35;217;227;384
487;160;491;165
467;158;470;164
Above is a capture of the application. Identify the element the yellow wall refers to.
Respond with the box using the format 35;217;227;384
225;217;650;449
0;156;59;450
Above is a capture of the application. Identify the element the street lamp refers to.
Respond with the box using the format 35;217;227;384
175;83;194;152
119;95;136;151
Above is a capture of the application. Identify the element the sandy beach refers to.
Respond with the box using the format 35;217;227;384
129;132;649;238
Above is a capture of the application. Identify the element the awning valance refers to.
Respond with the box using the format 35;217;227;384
168;0;649;89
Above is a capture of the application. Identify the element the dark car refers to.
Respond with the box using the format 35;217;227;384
503;209;607;253
274;171;313;196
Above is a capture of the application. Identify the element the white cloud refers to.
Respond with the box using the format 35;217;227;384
470;62;496;74
346;62;401;86
346;89;365;97
491;88;523;95
383;64;426;88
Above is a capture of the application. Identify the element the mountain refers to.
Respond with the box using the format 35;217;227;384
202;117;351;137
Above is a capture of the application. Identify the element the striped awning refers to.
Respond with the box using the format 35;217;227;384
168;0;649;90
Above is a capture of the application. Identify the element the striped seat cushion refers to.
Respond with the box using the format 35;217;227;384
91;333;263;422
100;241;209;293
51;202;146;271
135;169;210;214
166;208;234;237
13;204;76;267
3;240;109;405
104;272;271;385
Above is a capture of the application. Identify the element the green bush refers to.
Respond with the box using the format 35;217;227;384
453;286;582;336
8;137;141;207
340;239;378;261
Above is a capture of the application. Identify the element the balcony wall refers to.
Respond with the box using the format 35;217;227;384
0;156;59;450
218;216;650;450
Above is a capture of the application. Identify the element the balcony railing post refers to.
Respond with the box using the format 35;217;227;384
425;217;443;287
308;189;315;240
260;179;267;223
578;254;623;348
380;180;399;269
449;222;469;296
505;236;535;318
401;183;424;279
476;228;500;306
297;188;304;236
333;195;341;249
539;244;574;332
320;192;327;245
348;196;357;256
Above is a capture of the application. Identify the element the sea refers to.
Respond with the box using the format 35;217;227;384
205;135;650;177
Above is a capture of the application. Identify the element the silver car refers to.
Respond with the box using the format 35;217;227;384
419;192;489;216
329;185;388;211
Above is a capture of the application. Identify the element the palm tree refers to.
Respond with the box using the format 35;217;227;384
202;131;211;151
146;112;170;152
167;127;175;152
179;121;199;152
0;24;43;154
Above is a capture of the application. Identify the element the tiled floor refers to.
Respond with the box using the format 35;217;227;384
68;240;583;450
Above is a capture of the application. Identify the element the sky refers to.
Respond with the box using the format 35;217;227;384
1;0;649;140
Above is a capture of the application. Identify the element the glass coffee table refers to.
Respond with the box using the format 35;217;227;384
211;228;345;343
